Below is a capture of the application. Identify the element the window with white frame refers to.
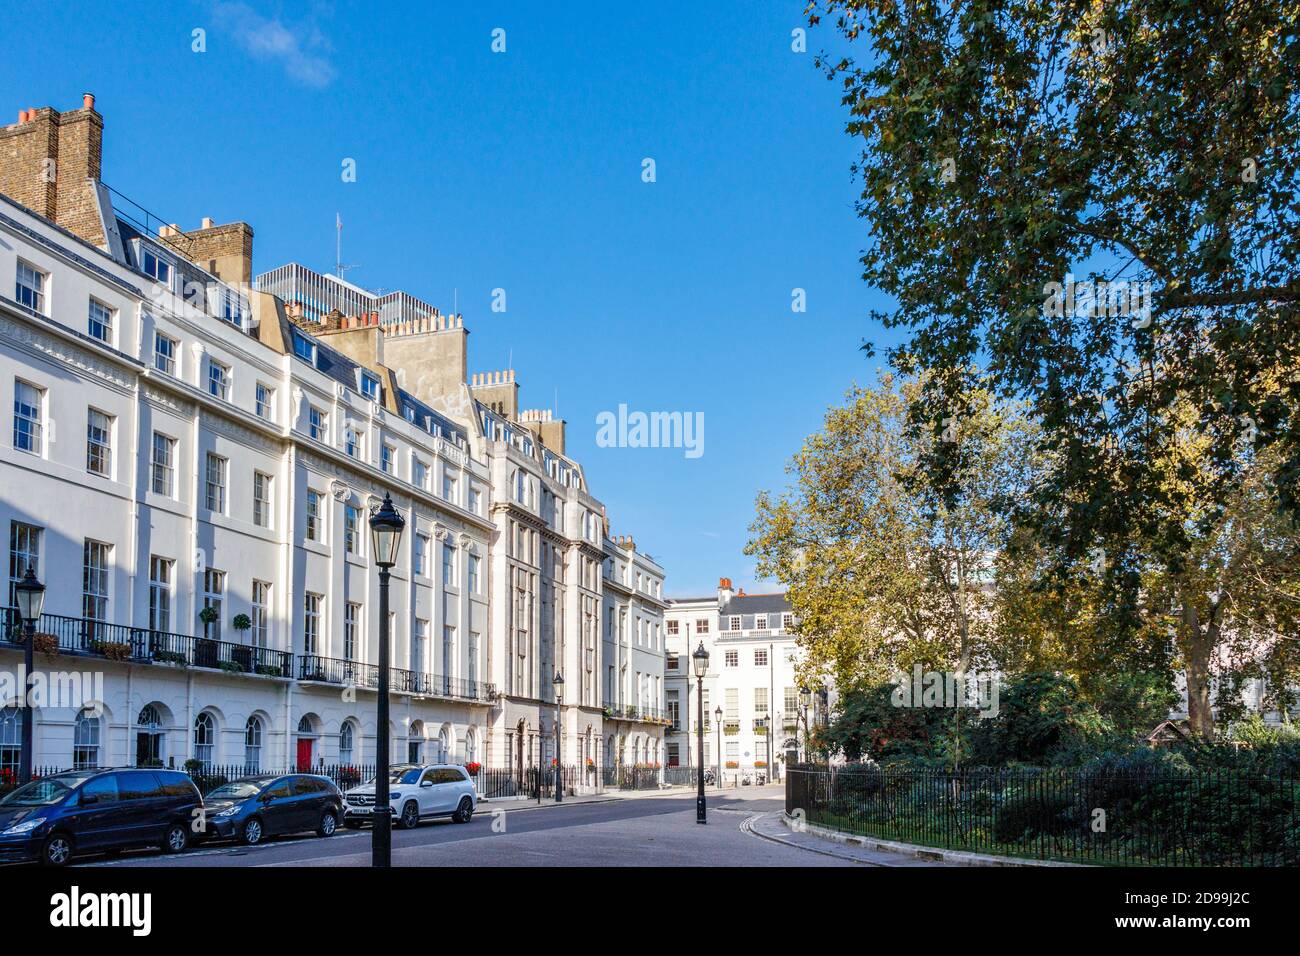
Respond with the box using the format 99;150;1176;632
204;453;227;513
87;298;114;344
729;615;741;631
244;716;263;772
360;372;381;401
253;471;273;528
207;358;230;400
8;522;42;609
345;427;362;459
12;379;43;455
468;631;479;687
305;489;322;541
667;620;679;636
753;614;767;631
754;648;768;667
141;247;172;286
413;532;429;576
251;580;270;647
148;555;172;632
468;553;481;594
74;708;100;769
381;443;395;474
85;408;113;477
255;383;274;420
442;541;456;587
697;618;710;634
442;469;458;502
725;649;739;667
194;712;215;769
412;618;428;674
782;612;794;630
344;505;359;554
413;457;429;490
15;260;46;313
469;486;482;515
344;603;360;660
304;592;321;654
153;332;178;375
292;330;316;364
309;406;327;441
203;569;224;640
149;432;175;497
442;625;455;679
82;539;112;623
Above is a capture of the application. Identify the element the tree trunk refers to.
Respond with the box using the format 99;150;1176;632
1178;596;1217;737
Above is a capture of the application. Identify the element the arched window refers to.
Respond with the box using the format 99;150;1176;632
193;712;215;768
465;727;478;764
136;704;166;767
74;708;101;769
0;707;22;776
437;726;450;763
244;717;264;773
408;721;425;764
339;722;354;765
297;715;314;734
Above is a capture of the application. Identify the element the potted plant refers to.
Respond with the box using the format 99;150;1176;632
464;761;482;776
92;640;132;661
725;760;739;769
32;632;60;660
230;614;254;671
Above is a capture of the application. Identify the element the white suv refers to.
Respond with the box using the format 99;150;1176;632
343;764;476;830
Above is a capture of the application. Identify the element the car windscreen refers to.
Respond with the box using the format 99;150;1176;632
0;775;85;806
206;780;266;800
383;768;422;785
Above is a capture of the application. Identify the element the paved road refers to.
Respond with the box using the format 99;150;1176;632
74;788;856;867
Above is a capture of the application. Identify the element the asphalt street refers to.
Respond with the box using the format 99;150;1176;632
69;787;857;867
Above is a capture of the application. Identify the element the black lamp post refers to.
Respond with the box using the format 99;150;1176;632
553;669;564;803
799;685;813;764
368;493;404;868
14;567;45;785
714;705;722;788
692;640;709;823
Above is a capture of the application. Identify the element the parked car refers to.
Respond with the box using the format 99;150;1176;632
202;774;343;846
343;764;476;829
0;768;201;866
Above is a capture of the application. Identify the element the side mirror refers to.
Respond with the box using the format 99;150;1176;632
420;780;433;788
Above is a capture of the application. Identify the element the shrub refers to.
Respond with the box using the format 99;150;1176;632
992;790;1076;843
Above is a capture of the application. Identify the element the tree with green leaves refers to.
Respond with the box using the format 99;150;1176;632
808;0;1300;734
747;374;1035;693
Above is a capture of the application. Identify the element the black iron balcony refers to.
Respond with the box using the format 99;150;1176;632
1;608;293;677
297;654;497;703
600;701;668;723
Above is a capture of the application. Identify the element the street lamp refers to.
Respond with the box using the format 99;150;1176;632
692;640;709;823
14;567;45;785
368;493;405;868
799;685;813;764
714;706;722;789
553;669;564;803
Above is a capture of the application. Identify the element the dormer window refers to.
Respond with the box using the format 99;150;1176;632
140;247;172;287
220;289;245;329
292;331;316;365
359;372;381;402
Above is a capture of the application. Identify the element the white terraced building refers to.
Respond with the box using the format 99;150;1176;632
664;579;828;784
0;95;664;783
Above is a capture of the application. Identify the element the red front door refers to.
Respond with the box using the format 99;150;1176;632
296;739;314;772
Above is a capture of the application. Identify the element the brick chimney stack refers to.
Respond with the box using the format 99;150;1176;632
0;93;105;246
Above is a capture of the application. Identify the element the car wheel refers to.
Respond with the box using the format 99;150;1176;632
241;817;264;846
399;801;420;830
453;796;474;824
161;823;189;854
317;810;338;837
41;832;73;867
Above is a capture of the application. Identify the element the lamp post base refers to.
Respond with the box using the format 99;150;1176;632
696;795;707;824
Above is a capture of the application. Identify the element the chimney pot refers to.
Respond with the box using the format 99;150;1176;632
17;110;26;124
82;92;95;111
201;217;215;229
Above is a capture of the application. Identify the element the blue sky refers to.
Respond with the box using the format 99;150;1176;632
1;1;899;596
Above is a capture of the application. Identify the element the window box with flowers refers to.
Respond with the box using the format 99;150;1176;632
754;761;767;769
725;760;739;769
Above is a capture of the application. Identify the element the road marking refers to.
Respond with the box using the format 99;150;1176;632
739;812;891;866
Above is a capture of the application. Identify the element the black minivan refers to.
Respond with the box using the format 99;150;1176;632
202;774;343;845
0;768;202;866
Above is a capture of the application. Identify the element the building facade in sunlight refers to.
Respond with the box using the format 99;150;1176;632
0;95;664;782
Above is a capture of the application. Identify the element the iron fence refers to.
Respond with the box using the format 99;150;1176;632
786;765;1300;866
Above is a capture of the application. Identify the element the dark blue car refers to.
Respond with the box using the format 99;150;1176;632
0;768;201;866
202;774;343;845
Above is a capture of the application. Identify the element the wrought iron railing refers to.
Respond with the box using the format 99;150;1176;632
2;609;293;677
297;654;497;702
